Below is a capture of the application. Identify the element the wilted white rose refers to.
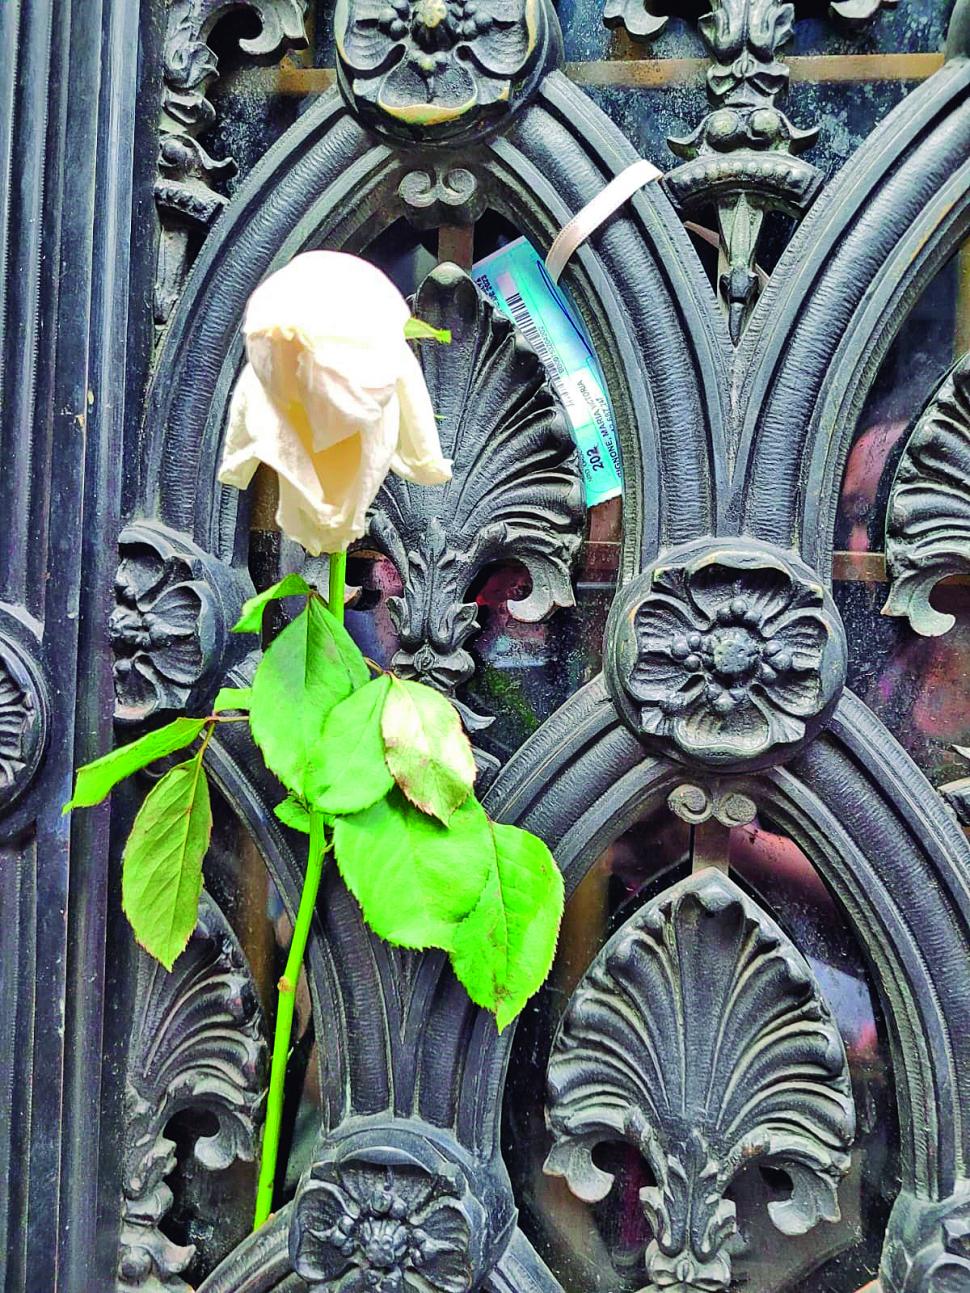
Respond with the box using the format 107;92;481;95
218;250;452;555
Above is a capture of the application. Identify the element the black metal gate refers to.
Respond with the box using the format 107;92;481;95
3;1;970;1289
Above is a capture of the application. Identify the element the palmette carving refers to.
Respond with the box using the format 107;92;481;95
545;869;855;1293
118;895;266;1291
155;1;308;322
883;353;970;638
335;0;556;141
365;263;583;731
607;540;846;768
880;1188;970;1293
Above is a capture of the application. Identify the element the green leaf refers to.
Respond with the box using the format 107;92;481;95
121;756;212;970
249;599;369;798
333;791;493;949
213;686;252;713
404;316;452;344
381;677;475;824
450;821;564;1031
274;794;311;833
63;716;208;812
233;572;312;634
307;674;393;815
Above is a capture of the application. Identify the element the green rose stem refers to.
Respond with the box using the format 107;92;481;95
253;550;347;1230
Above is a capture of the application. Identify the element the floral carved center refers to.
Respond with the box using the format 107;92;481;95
291;1154;472;1292
374;0;494;70
613;545;846;767
338;0;539;132
666;598;796;717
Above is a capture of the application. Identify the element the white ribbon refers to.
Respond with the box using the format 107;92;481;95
544;158;664;283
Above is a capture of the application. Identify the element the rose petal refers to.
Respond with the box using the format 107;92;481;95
218;364;269;491
633;596;697;652
220;252;449;553
244;251;410;349
380;52;478;116
292;1181;359;1282
628;656;701;702
340;1;401;73
463;8;531;78
480;0;527;19
686;560;791;627
116;552;167;606
414;1200;472;1292
763;702;806;747
116;656;164;714
639;704;670;736
147;583;204;637
149;633;204;687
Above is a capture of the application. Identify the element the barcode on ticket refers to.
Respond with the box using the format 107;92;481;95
472;238;622;507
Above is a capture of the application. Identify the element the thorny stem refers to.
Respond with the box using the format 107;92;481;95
253;550;348;1229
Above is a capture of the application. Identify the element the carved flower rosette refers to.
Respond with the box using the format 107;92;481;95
110;522;250;725
0;629;48;814
607;540;846;769
335;0;554;140
290;1127;488;1291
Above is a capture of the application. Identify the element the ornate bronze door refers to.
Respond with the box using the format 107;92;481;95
4;0;970;1289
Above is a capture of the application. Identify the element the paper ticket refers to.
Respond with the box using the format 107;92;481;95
471;238;623;507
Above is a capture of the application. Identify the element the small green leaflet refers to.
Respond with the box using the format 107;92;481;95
249;599;369;799
450;820;564;1031
233;572;312;635
212;686;252;713
403;316;452;344
333;791;492;949
121;756;212;971
307;674;393;815
63;716;208;812
275;794;311;833
381;677;475;824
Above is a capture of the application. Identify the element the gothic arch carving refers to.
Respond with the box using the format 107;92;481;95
141;81;731;577
735;39;970;574
126;1;970;1289
486;682;970;1202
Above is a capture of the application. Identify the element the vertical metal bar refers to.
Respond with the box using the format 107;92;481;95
438;225;475;270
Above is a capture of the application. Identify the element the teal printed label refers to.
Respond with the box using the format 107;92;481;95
472;238;623;507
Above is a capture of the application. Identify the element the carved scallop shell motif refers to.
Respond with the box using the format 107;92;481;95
544;869;856;1293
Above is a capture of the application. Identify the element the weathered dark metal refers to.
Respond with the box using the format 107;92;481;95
118;896;266;1292
155;0;309;323
4;0;970;1289
605;0;899;43
334;0;561;144
605;538;847;769
545;868;856;1291
366;263;582;733
883;352;970;637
